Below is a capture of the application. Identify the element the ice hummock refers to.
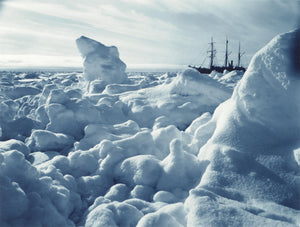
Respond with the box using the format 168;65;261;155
0;30;300;226
120;68;231;129
76;36;127;84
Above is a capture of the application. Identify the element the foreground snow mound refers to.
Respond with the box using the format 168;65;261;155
76;36;127;84
0;150;81;226
186;29;300;226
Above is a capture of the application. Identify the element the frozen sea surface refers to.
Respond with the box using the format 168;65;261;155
0;30;299;226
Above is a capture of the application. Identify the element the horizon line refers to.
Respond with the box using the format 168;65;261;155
0;64;188;72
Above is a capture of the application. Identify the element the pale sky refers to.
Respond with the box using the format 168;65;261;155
0;0;299;69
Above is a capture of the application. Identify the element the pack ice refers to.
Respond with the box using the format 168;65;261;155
0;30;299;227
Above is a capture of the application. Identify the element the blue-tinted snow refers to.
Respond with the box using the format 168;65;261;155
0;30;299;226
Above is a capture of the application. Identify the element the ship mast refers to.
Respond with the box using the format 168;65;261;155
225;38;228;67
208;37;216;69
238;42;245;67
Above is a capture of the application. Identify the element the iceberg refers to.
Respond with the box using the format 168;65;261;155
76;36;127;84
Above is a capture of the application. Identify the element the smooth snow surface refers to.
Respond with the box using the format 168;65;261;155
0;31;299;226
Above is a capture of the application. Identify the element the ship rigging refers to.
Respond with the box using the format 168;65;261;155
189;37;246;74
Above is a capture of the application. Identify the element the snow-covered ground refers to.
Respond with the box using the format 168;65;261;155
0;30;299;226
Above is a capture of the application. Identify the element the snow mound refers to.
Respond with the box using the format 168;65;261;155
170;69;231;97
26;130;74;152
209;29;300;146
114;155;162;188
120;69;231;129
85;201;143;227
0;139;30;156
157;139;203;191
217;70;244;88
76;36;127;84
186;29;300;226
4;86;41;100
0;150;81;226
137;203;186;227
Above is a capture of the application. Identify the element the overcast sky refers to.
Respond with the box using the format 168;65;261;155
0;0;299;69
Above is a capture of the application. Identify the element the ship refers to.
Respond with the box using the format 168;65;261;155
189;37;246;74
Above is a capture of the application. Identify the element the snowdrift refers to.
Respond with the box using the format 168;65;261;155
0;30;299;226
120;69;231;129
